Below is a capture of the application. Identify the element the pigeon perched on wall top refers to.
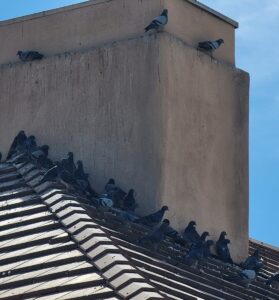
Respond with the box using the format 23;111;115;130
266;273;279;289
216;231;233;264
134;206;169;227
17;51;44;62
198;39;224;51
145;9;168;32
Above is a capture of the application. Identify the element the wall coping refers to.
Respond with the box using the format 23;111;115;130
0;0;238;29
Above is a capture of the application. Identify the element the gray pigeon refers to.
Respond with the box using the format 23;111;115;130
228;269;256;288
138;219;170;251
198;39;224;51
145;9;168;32
241;249;263;273
266;273;279;289
17;51;44;62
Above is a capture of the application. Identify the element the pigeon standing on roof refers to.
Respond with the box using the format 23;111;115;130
203;240;214;258
61;152;76;174
266;273;279;289
216;231;233;264
123;189;138;212
103;178;116;194
75;161;89;181
183;221;200;245
138;219;170;251
17;51;44;62
145;9;168;32
241;249;263;273
198;39;224;51
7;130;27;159
228;269;257;288
134;206;169;227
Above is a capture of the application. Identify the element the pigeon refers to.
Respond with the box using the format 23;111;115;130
266;273;279;289
216;231;233;264
123;189;137;212
183;221;200;245
134;206;169;227
138;219;170;250
198;39;224;51
145;9;168;32
17;51;44;62
61;152;76;174
31;145;49;159
0;152;2;162
241;250;263;273
228;269;256;288
104;178;116;194
203;240;214;258
7;130;27;159
75;161;89;180
23;135;37;154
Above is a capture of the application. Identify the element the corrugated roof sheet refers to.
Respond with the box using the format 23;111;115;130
0;157;278;300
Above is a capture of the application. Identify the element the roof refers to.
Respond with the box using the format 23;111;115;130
0;155;278;300
0;0;238;28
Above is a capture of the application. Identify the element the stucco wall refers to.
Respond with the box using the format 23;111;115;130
0;32;248;261
0;0;236;65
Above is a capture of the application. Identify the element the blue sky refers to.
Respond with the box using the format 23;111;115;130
0;1;278;246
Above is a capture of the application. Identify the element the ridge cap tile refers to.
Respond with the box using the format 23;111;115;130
11;161;166;300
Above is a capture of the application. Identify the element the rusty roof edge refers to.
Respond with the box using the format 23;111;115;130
12;159;166;300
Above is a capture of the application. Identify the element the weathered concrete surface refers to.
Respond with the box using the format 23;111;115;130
0;0;236;65
159;34;249;261
0;33;248;261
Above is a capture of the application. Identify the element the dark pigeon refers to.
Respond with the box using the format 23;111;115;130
134;206;169;227
7;130;27;159
0;152;2;162
203;240;214;258
198;39;224;51
138;219;170;250
23;135;37;154
183;221;200;245
145;9;168;32
104;178;116;194
61;152;76;174
75;161;89;180
17;51;44;62
266;273;279;289
31;145;49;159
123;189;137;212
228;269;256;288
241;249;263;273
216;231;233;264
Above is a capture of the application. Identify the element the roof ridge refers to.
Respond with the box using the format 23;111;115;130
11;157;166;300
